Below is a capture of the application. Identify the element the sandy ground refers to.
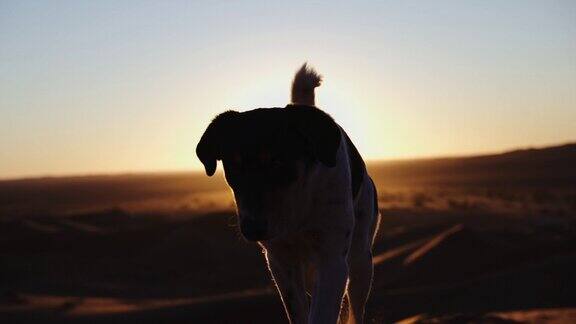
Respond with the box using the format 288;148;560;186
1;206;575;323
1;144;575;323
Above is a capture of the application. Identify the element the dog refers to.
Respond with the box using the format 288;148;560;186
196;64;380;324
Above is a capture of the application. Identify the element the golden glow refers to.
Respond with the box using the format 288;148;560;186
1;2;575;179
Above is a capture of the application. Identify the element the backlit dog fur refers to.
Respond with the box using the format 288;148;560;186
196;64;380;324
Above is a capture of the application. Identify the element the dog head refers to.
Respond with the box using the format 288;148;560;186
196;105;341;241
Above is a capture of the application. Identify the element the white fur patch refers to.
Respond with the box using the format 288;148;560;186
291;63;322;106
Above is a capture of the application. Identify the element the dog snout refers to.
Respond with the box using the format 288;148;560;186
240;217;268;241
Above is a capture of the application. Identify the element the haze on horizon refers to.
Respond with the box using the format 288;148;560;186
1;1;575;179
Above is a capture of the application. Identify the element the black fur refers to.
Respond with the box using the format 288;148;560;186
343;132;366;200
285;104;341;167
196;110;240;176
196;106;341;176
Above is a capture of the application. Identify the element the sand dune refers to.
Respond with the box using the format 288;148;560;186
1;143;575;323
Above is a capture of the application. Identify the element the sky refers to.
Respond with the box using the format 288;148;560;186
1;1;575;179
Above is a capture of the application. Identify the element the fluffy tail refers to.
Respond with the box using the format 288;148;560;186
291;63;322;106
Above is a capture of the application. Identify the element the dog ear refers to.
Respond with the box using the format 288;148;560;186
196;110;240;176
286;106;341;167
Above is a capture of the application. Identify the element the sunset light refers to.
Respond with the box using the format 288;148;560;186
1;1;574;179
2;2;576;323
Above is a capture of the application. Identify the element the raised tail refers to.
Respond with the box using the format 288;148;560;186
290;63;322;106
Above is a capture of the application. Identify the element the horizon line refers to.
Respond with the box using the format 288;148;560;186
1;141;573;182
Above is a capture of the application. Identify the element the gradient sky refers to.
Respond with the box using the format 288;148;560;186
1;1;575;179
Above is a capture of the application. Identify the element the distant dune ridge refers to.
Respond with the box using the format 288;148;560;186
0;143;574;217
370;142;576;187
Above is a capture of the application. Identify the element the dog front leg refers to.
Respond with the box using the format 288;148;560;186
267;253;309;324
309;256;349;324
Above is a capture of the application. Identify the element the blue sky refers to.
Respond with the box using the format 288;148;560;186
1;1;575;178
